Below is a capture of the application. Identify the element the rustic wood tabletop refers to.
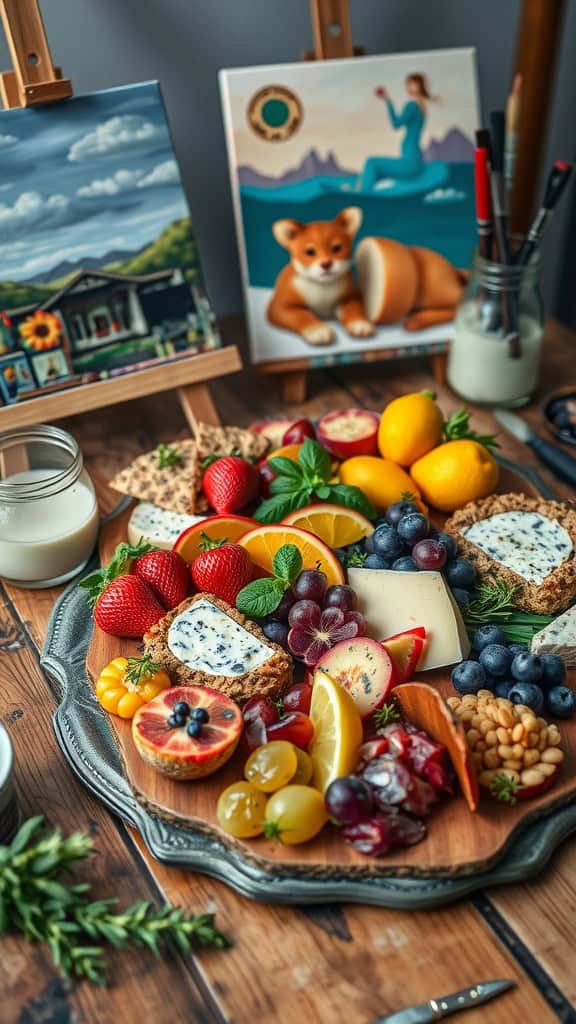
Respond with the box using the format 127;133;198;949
1;317;575;1024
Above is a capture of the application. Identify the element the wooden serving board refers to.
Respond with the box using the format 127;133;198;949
86;471;576;879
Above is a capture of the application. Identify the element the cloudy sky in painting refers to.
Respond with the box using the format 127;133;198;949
0;82;190;283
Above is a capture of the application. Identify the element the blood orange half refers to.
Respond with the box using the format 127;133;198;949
238;524;345;587
132;685;243;780
173;514;256;563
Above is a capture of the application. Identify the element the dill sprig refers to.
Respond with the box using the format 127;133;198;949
372;701;401;728
463;578;553;644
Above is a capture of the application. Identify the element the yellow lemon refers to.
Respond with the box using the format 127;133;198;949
309;670;363;793
378;391;444;466
339;455;422;513
410;439;499;512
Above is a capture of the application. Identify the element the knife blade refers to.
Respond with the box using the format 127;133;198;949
372;978;515;1023
495;408;576;489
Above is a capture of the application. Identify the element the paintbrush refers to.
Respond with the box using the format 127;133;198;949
504;73;522;208
516;161;573;267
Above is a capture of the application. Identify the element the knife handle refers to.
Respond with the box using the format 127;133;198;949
530;435;576;488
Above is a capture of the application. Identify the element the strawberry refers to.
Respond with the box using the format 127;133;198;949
134;549;189;609
191;535;253;605
94;575;165;638
202;456;259;514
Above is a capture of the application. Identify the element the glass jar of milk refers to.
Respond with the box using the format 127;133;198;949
0;425;99;588
448;250;544;407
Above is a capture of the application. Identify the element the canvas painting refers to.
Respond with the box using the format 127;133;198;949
220;49;480;366
0;81;219;407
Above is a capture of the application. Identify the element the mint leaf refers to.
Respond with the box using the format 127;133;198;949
269;476;308;495
273;544;302;584
254;491;308;523
324;484;376;520
298;439;331;482
266;456;304;482
236;578;283;618
315;485;331;500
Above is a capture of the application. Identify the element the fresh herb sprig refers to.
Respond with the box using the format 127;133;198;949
463;578;552;644
157;443;183;469
236;543;302;619
254;438;376;523
0;817;229;986
79;540;154;608
372;701;401;728
443;408;500;453
124;654;163;687
490;773;522;806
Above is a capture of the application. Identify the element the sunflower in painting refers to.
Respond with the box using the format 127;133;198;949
20;310;62;351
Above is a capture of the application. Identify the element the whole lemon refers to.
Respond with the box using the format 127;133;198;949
378;391;444;466
339;456;422;513
410;440;499;512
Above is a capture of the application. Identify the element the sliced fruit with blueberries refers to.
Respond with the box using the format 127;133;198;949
315;638;396;718
132;685;243;779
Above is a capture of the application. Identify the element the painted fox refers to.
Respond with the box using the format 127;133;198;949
267;206;466;346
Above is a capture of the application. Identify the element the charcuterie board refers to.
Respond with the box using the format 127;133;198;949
81;464;576;881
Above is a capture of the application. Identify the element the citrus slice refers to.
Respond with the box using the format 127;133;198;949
282;503;374;548
173;514;256;563
309;669;363;792
238;524;345;586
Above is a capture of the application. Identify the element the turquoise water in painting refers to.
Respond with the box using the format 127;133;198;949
241;163;475;288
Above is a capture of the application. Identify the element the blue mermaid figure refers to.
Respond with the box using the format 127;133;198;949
358;73;436;191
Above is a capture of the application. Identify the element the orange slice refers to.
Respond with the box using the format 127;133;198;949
173;514;256;563
238;524;345;586
282;502;374;548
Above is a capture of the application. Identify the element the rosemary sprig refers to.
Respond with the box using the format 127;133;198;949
443;407;500;453
124;654;163;687
157;443;183;469
0;817;229;985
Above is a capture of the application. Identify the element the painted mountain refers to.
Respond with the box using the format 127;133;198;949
238;148;358;188
423;128;474;163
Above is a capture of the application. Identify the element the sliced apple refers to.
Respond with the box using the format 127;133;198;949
315;637;396;719
316;409;379;459
249;418;295;450
382;627;427;683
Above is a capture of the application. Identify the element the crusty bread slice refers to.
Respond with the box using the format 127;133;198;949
445;493;576;615
144;593;292;703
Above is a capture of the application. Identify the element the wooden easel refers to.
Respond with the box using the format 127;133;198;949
0;0;241;431
258;0;448;404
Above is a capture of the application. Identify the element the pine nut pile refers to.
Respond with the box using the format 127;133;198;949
447;689;564;791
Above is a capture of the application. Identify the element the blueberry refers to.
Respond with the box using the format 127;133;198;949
397;512;429;546
186;720;203;738
391;555;419;572
539;654;567;690
494;679;514;698
173;700;190;717
444;559;477;591
472;624;506;651
262;620;289;647
511;651;543;684
167;714;178;728
479;644;513;678
434;531;458;560
546;686;576;719
364;553;391;569
451;660;486;695
452;587;471;610
364;533;376;554
191;707;210;723
508;643;529;659
508;682;544;713
372;524;404;560
385;500;417;527
168;712;187;728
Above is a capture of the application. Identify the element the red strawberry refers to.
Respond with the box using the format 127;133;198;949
94;575;165;638
202;456;259;514
134;550;189;609
191;539;253;605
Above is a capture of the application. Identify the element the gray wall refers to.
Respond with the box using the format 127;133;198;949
0;1;575;321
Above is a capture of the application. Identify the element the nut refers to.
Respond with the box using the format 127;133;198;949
497;744;514;760
497;707;515;728
521;768;546;787
541;748;564;765
466;728;481;747
537;762;557;777
496;726;510;745
483;748;501;769
485;730;499;747
523;749;541;767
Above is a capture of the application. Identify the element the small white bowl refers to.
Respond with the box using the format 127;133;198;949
0;723;19;842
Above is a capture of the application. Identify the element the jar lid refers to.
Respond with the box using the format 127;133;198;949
0;424;82;502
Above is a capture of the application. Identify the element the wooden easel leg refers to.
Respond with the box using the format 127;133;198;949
431;353;448;388
177;383;221;432
282;370;308;404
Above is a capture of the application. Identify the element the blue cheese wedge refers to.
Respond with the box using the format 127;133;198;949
531;606;576;665
128;502;206;550
463;511;573;585
167;599;273;676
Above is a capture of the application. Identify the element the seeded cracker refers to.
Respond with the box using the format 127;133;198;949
108;439;202;514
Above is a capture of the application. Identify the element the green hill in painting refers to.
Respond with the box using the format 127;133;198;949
109;218;200;280
0;280;53;311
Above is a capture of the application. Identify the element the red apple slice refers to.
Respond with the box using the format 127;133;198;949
249;418;295;450
316;408;380;459
382;627;427;683
315;637;396;719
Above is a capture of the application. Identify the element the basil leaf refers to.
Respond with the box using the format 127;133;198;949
324;484;376;520
253;490;307;523
298;439;331;482
273;544;303;584
236;578;283;618
266;456;304;482
315;485;331;500
269;476;305;495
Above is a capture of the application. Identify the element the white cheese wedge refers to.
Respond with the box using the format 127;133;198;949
348;567;470;670
128;502;206;550
463;511;572;585
531;606;576;665
167;598;273;676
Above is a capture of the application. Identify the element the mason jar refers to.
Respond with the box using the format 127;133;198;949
448;249;544;407
0;425;99;587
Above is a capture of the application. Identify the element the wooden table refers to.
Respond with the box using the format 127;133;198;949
2;318;576;1024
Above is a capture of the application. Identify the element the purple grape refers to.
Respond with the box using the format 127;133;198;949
385;500;417;526
288;599;321;629
397;512;429;545
272;588;296;622
262;620;289;648
325;776;373;824
323;584;358;613
412;538;447;570
293;569;327;603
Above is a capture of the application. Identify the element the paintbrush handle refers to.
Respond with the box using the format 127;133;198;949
530;435;576;487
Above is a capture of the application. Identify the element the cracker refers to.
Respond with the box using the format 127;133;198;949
195;422;269;463
109;440;201;514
